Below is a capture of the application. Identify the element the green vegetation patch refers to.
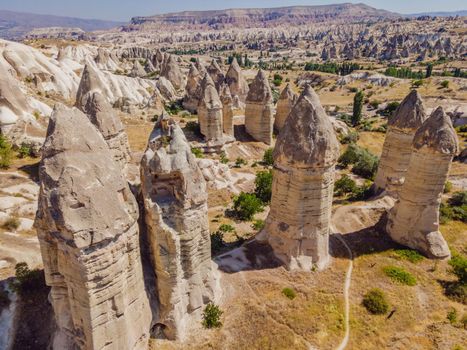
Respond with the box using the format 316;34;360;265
202;303;223;329
282;287;296;300
362;288;389;315
393;249;424;264
383;266;417;286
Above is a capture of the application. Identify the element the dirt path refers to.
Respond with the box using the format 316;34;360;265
335;234;353;350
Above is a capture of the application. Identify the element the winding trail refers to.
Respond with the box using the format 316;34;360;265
335;234;353;350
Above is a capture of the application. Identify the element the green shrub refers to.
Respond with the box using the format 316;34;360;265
441;192;467;223
444;181;453;193
263;148;274;166
0;135;13;169
18;144;33;158
11;262;44;296
254;170;273;203
218;224;235;233
352;91;364;126
447;308;458;324
202;303;223;329
348;181;373;201
412;79;424;88
251;219;265;231
340;131;359;144
282;287;296;300
220;152;229;164
232;192;263;221
164;100;183;115
362;289;389;314
234;157;248;168
441;80;450;89
383;266;417;286
1;216;20;231
185;121;201;135
334;175;358;196
338;144;379;180
191;147;204;158
393;249;424;263
449;253;467;285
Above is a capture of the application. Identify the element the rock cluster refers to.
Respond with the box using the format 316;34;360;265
34;105;151;350
274;84;298;132
140;114;219;340
244;70;274;145
374;90;428;194
225;58;249;106
386;107;459;258
261;86;340;271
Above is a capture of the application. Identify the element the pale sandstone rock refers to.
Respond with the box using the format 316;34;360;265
207;59;225;90
386;107;459;259
198;74;224;142
161;54;184;90
274;83;298;132
75;63;106;108
77;91;131;171
129;59;147;78
261;85;340;271
245;70;274;145
219;84;235;137
225;58;249;105
140;115;219;341
374;90;428;194
183;63;203;113
34;104;151;350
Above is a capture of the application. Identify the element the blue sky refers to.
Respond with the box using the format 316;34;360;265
0;0;465;21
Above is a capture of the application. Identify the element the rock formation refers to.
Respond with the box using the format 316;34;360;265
261;86;340;271
77;91;131;171
197;74;224;143
374;90;428;194
75;63;106;108
34;105;151;350
225;58;249;105
129;59;147;78
207;59;225;90
386;107;459;259
244;70;274;145
274;84;298;132
183;63;203;112
219;84;234;137
161;54;184;90
140;114;219;340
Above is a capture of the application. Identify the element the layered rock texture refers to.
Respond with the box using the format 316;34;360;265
161;55;184;90
220;84;234;137
140;115;219;340
274;84;298;132
183;63;203;112
198;75;224;143
34;105;151;350
374;90;428;194
207;59;225;90
262;86;340;271
245;70;274;145
225;58;249;106
386;107;459;259
77;91;131;171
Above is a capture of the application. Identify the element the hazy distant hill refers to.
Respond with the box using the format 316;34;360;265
408;10;467;17
130;3;400;29
0;10;124;39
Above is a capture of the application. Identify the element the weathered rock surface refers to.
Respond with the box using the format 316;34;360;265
386;107;459;258
198;74;224;142
77;91;131;171
261;86;340;271
245;70;274;145
207;59;225;90
220;84;235;137
183;63;203;112
129;59;147;78
161;54;184;90
374;90;428;194
140;115;219;340
274;84;297;132
225;58;249;106
34;105;151;350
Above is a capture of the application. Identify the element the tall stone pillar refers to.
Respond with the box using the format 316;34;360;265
183;63;203;113
274;83;298;132
386;107;459;259
374;90;428;194
34;105;151;350
225;57;249;106
140;115;219;340
245;70;274;145
262;86;340;271
197;74;224;142
219;84;235;137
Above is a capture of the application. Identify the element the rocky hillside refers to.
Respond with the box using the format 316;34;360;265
0;10;123;40
129;3;400;29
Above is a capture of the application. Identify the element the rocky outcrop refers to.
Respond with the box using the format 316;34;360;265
34;105;151;350
274;84;297;132
198;75;224;142
77;91;131;171
386;107;459;258
207;59;225;90
219;84;234;137
129;60;147;78
225;58;249;105
75;63;107;108
245;70;274;145
374;90;428;194
161;54;184;90
183;63;203;113
140;115;219;341
260;86;340;271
